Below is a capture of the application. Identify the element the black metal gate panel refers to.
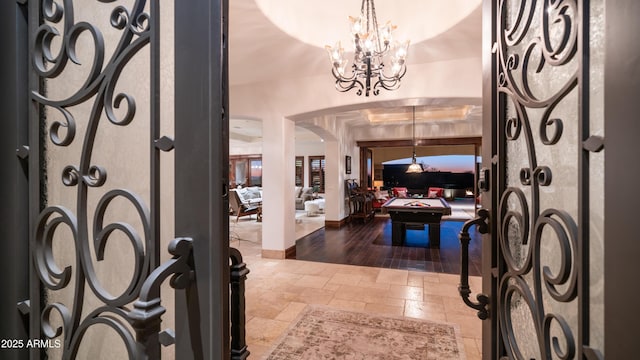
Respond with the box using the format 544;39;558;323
21;1;242;359
489;1;604;358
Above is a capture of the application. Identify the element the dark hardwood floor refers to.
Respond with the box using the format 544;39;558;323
295;215;483;276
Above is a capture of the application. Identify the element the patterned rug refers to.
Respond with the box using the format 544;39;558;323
262;306;466;360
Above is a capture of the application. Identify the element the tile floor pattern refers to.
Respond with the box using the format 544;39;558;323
230;214;483;359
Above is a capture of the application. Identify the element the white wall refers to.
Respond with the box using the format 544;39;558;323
230;140;263;155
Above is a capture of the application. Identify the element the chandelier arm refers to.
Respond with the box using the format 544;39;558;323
330;66;357;82
376;64;407;81
374;70;405;92
374;61;407;91
370;43;391;58
374;77;402;92
334;78;365;95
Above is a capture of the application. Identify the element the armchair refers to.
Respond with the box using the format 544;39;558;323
345;180;375;222
229;189;261;222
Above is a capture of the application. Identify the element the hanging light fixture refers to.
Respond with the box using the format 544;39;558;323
406;106;424;173
325;0;409;97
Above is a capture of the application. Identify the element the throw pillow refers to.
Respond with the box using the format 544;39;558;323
246;187;261;199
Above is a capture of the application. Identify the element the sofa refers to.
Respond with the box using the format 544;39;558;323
295;186;315;210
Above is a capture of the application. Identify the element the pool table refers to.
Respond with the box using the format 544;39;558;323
381;197;452;248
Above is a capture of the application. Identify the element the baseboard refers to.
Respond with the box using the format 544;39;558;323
261;244;297;260
261;249;285;259
325;217;349;228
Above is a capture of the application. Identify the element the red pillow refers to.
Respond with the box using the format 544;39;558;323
393;187;408;197
427;187;444;198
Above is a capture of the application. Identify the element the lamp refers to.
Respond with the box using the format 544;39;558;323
325;0;409;97
406;106;424;173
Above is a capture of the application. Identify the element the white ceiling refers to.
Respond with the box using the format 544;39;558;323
228;0;483;144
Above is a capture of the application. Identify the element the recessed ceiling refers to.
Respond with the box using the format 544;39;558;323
228;1;483;86
254;0;481;49
364;105;473;123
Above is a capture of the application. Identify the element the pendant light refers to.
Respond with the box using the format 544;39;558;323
406;106;424;173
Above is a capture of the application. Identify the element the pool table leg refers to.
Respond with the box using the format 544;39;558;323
391;222;406;246
429;223;441;248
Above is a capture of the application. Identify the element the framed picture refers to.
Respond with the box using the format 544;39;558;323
345;155;351;174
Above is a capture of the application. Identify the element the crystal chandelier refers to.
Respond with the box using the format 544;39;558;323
325;0;409;97
406;106;424;173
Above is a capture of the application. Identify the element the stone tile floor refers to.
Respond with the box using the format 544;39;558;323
230;213;483;359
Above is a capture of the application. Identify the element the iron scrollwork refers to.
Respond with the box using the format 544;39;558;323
130;237;195;358
29;0;176;358
496;0;586;358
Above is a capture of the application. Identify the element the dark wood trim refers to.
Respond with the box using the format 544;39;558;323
325;217;349;228
308;155;326;192
229;154;261;160
358;148;373;188
295;156;304;186
284;244;297;259
604;1;640;359
357;136;482;148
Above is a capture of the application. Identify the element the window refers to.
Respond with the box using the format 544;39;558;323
308;156;325;192
230;159;247;187
249;159;262;186
295;156;304;186
229;155;261;187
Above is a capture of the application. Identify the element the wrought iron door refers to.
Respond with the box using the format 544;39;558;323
459;1;605;359
13;1;246;359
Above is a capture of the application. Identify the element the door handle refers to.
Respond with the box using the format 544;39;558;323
477;167;490;192
458;208;490;320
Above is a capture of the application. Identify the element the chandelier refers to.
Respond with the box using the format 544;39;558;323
325;0;409;97
406;106;424;173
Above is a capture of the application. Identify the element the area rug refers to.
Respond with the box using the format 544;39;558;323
262;305;466;360
442;208;474;221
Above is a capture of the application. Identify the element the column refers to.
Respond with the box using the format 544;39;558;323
261;116;296;258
